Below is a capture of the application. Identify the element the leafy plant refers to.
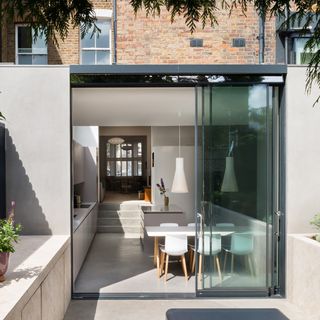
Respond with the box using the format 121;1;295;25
0;216;21;253
310;213;320;242
156;178;167;196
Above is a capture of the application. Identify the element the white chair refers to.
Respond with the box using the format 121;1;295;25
159;234;188;281
190;234;222;282
156;223;179;277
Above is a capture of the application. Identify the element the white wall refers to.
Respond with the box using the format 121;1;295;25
0;66;70;235
286;66;320;233
151;126;195;223
73;126;99;202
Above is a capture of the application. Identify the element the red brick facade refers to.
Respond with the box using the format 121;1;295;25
1;1;276;65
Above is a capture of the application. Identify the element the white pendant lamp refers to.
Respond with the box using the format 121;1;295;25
171;114;188;193
221;141;238;192
108;137;124;145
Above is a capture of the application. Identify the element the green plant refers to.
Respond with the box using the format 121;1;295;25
310;213;320;242
0;218;21;253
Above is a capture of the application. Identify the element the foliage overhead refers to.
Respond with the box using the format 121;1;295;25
129;0;320;97
1;0;98;44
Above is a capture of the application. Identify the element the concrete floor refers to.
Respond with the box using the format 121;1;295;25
74;233;195;293
64;298;314;320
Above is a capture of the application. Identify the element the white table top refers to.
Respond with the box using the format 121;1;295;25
145;226;233;237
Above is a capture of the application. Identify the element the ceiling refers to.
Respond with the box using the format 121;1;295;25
72;87;195;126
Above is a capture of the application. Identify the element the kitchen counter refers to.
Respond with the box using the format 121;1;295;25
73;202;97;232
141;204;183;214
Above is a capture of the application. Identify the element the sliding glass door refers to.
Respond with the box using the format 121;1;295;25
195;84;280;296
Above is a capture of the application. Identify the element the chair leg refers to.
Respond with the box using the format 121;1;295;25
231;254;234;274
164;254;169;282
189;249;194;269
181;255;188;281
159;251;165;277
223;251;228;273
215;256;222;283
191;251;196;273
198;254;203;279
248;254;255;276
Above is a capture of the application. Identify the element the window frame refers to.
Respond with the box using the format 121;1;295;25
15;24;48;65
80;10;112;65
106;141;144;177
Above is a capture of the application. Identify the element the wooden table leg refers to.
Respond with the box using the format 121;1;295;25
153;236;159;266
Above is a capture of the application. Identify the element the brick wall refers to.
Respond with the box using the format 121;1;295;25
116;1;276;64
1;1;276;65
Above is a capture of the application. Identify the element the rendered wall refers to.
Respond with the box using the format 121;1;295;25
0;66;70;235
286;66;320;233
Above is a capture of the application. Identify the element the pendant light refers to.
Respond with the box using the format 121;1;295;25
108;137;125;145
221;139;238;193
171;113;188;193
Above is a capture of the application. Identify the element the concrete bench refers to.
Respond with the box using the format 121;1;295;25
166;308;289;320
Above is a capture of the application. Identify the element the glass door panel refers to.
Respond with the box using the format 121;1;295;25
195;85;278;295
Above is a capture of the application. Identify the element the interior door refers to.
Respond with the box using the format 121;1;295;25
195;84;280;296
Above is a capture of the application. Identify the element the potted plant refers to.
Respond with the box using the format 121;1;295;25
310;213;320;242
156;178;169;207
0;202;21;282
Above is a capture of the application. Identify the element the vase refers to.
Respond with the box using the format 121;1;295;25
0;252;9;282
164;196;169;207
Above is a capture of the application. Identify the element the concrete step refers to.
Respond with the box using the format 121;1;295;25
119;201;151;211
98;217;141;227
98;210;141;219
99;203;120;211
97;225;141;234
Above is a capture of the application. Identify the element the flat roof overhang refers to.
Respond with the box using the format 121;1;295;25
70;64;287;87
70;64;287;75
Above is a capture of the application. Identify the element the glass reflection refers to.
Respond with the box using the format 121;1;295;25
197;85;277;291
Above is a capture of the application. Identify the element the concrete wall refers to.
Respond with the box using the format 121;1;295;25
0;66;70;235
73;126;99;202
286;66;320;233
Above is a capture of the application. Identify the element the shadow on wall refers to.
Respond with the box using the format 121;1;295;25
5;131;51;235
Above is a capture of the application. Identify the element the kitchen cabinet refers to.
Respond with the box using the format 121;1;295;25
73;203;97;281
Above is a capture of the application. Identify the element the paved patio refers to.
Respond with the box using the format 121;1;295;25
64;299;316;320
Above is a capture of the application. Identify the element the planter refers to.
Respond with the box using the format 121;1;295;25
287;234;320;317
0;252;9;282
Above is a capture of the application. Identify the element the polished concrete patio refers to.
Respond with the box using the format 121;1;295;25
64;299;315;320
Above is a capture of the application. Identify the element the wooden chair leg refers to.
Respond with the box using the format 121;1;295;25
191;251;196;273
189;249;194;269
198;254;203;279
231;254;234;274
248;254;255;276
215;256;222;283
223;251;228;273
181;255;188;281
164;254;169;282
159;251;165;277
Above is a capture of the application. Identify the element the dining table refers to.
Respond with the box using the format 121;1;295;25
145;225;234;277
